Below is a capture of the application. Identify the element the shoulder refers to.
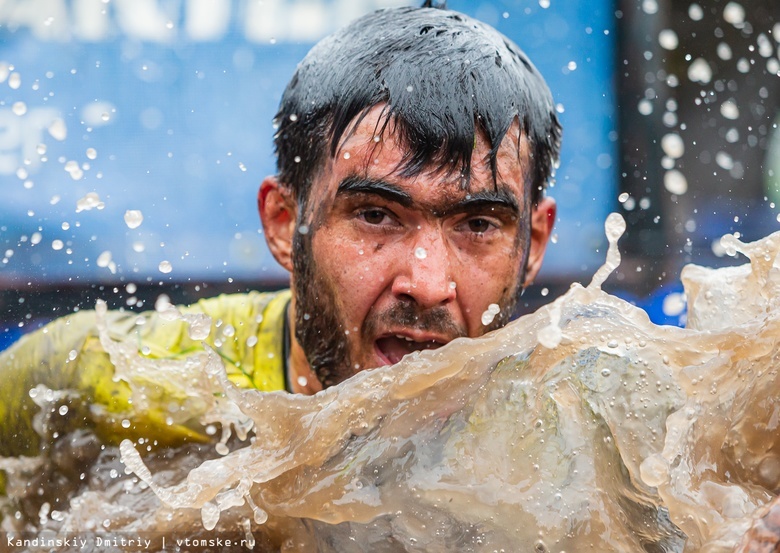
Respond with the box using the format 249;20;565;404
186;289;291;324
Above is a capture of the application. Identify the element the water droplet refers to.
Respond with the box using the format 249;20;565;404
12;101;26;115
723;2;745;26
86;148;97;160
604;212;627;243
8;72;21;89
201;502;220;531
688;58;712;84
720;100;739;120
48;118;67;141
640;455;669;487
664;170;688;195
661;133;684;159
124;210;144;229
66;160;84;181
121;419;131;429
52;240;64;251
96;251;112;268
58;405;68;416
601;368;611;377
481;303;501;325
662;293;687;317
716;151;734;171
76;192;104;211
658;29;678;50
640;0;658;13
414;247;427;260
757;455;780;489
253;506;268;524
158;260;173;274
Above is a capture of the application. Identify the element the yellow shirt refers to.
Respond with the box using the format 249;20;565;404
0;289;291;461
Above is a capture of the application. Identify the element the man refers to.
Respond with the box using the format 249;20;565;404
0;3;557;456
260;3;558;394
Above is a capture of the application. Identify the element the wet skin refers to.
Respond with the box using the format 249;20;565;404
260;106;555;393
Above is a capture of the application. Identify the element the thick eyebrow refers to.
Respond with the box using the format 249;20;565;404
438;187;520;218
335;175;521;217
336;176;413;207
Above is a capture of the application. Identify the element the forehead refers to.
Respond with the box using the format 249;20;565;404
315;105;531;203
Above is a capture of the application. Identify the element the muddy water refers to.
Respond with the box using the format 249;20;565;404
2;215;779;552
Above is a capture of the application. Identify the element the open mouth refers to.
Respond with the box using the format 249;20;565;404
375;334;446;365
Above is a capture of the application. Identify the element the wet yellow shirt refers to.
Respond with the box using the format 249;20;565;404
0;289;291;459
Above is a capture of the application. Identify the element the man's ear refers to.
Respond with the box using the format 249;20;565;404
259;176;297;273
524;196;556;287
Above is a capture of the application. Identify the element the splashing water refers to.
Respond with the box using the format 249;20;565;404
2;214;779;552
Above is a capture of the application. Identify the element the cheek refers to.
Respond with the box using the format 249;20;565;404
311;232;393;321
456;250;522;332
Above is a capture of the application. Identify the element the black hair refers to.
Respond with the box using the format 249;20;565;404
273;5;561;207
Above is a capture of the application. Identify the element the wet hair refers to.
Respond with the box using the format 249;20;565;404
273;4;561;208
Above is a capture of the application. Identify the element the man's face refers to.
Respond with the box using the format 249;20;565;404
290;106;549;387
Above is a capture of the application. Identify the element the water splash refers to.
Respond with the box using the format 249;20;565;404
3;223;780;551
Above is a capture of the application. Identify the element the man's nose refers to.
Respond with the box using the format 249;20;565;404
391;232;457;309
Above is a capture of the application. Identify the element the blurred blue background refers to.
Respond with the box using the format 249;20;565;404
0;0;617;284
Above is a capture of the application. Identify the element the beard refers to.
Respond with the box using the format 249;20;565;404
292;235;521;390
291;228;353;388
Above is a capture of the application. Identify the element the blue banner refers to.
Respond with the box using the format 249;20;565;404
0;0;617;285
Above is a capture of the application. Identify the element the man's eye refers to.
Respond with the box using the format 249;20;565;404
360;209;388;225
467;218;492;234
